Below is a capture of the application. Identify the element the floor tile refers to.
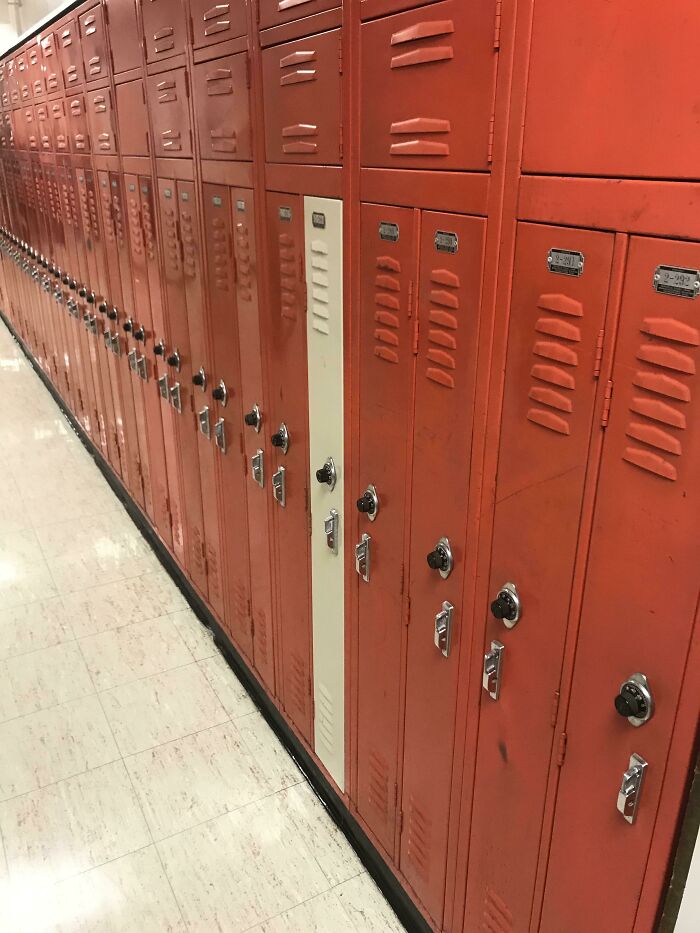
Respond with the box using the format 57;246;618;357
335;873;406;932
0;642;94;723
125;721;271;841
78;616;193;691
0;596;74;660
235;712;304;794
198;652;257;719
0;760;151;885
47;550;162;596
0;695;119;801
169;608;216;661
35;511;146;561
250;890;357;933
63;572;187;640
100;663;229;756
157;797;331;931
0;558;58;611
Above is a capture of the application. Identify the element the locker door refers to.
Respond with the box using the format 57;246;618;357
41;32;63;96
85;87;117;154
192;54;251;162
231;187;275;687
51;99;69;153
400;212;486;926
262;30;341;165
178;179;225;616
7;58;19;107
28;45;44;99
104;0;141;74
259;0;338;30
16;52;31;103
304;196;344;789
141;0;187;64
79;5;109;83
540;236;700;933
266;191;312;742
57;21;84;90
146;69;192;158
361;0;497;171
115;80;149;157
355;203;417;856
157;178;208;593
201;184;254;656
190;0;247;49
24;106;38;151
67;93;90;153
464;223;616;932
35;102;52;151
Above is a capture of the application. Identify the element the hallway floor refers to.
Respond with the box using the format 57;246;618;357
0;321;404;932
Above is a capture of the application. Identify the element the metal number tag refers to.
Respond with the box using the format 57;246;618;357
548;248;584;277
653;265;700;299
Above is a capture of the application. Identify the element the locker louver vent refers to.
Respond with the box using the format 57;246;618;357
191;525;206;580
387;19;454;158
231;578;247;628
236;221;252;300
153;27;175;55
202;3;231;37
310;239;330;336
204;67;238;153
373;255;401;364
316;682;335;756
279;49;319;154
624;317;697;481
483;887;513;932
288;651;308;722
527;293;583;435
278;232;299;321
211;216;230;291
180;205;196;277
426;267;459;388
367;750;389;819
255;608;268;668
404;797;431;882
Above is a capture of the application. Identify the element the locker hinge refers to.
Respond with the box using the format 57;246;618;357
493;0;503;49
338;35;343;74
245;54;251;89
557;732;568;767
399;563;405;595
487;114;496;164
593;329;605;379
248;600;254;637
601;379;614;428
200;541;208;574
339;123;344;160
412;317;419;354
399;809;404;835
550;690;560;727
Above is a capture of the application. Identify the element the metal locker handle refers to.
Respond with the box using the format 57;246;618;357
214;418;226;453
355;533;371;582
272;466;286;507
434;601;454;658
198;406;211;439
324;509;339;555
251;449;264;487
483;640;505;700
158;374;169;399
617;753;648;825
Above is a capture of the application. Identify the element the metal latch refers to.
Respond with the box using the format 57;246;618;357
434;601;454;658
483;640;505;700
128;348;138;372
103;329;112;350
272;466;286;507
324;509;339;555
251;449;264;487
158;374;169;400
111;333;121;356
136;356;148;381
617;753;648;825
198;406;211;439
169;382;182;413
355;533;371;582
214;418;226;453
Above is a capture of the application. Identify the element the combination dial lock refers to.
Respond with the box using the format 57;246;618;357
426;537;453;579
356;484;379;521
315;457;337;491
490;582;521;628
614;673;654;727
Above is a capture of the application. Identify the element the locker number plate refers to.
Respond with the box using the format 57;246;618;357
379;222;399;242
435;231;458;254
548;248;584;277
653;265;700;299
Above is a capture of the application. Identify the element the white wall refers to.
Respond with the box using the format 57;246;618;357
0;0;70;54
676;829;700;932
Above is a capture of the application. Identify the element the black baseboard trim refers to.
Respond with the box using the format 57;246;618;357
1;311;432;933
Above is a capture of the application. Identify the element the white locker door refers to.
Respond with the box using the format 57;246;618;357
305;196;345;789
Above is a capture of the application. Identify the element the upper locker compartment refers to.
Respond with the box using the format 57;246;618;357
146;68;192;157
16;50;32;103
57;20;84;90
259;0;339;30
40;33;63;96
115;80;150;156
192;53;251;160
104;0;141;74
85;86;118;154
262;29;341;165
523;0;700;179
141;0;188;64
190;0;247;50
361;0;498;171
28;43;44;99
79;5;110;83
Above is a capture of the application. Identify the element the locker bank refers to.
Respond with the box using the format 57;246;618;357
0;0;696;930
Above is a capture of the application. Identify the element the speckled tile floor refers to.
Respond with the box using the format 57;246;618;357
0;321;404;931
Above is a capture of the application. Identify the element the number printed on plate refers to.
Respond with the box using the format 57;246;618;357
653;265;700;299
547;248;584;277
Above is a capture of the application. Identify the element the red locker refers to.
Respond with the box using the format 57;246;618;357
464;223;616;932
141;0;188;64
262;29;341;165
190;0;247;49
79;5;110;83
57;21;84;90
40;33;63;96
35;102;52;151
265;191;312;741
104;0;141;74
540;236;700;933
523;1;700;180
258;0;338;30
28;44;44;99
361;0;497;171
6;58;19;107
23;106;38;151
85;86;118;154
355;202;417;856
400;212;486;926
16;51;31;103
192;54;252;161
146;69;192;158
51;99;69;153
67;93;90;153
115;80;149;157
